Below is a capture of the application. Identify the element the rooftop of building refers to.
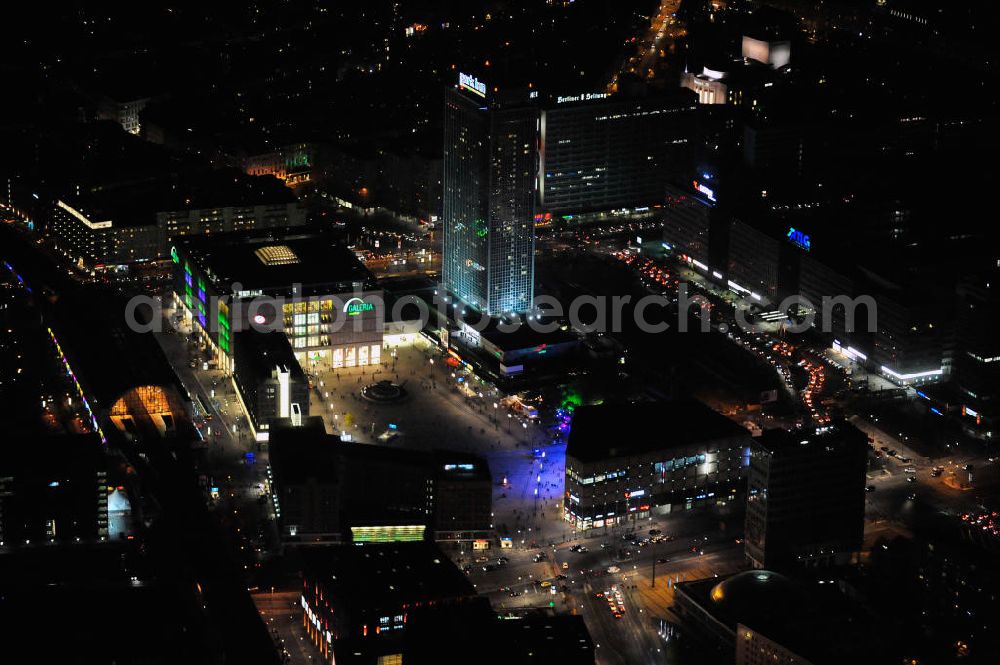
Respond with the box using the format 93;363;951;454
0;433;105;476
753;421;869;456
301;542;476;609
0;541;275;664
233;329;305;383
2;228;186;412
174;228;375;293
541;85;696;110
268;426;490;485
477;320;579;353
48;283;187;410
678;570;884;665
61;167;297;229
566;398;750;463
704;570;804;627
403;604;595;664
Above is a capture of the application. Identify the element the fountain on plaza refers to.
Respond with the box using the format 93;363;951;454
361;379;407;403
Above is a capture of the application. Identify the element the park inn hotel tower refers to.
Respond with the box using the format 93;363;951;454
443;72;538;316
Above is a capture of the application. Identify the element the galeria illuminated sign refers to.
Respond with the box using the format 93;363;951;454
787;227;811;251
459;72;487;97
344;297;375;316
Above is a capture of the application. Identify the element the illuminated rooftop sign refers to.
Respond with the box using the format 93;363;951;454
459;72;487;97
556;92;608;104
787;227;811;251
691;180;716;202
343;297;374;316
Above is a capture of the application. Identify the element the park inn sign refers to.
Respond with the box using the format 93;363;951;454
459;72;487;97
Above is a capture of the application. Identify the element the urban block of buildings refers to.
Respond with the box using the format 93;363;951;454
563;398;753;530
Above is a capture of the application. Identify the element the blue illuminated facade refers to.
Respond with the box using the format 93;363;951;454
443;76;537;315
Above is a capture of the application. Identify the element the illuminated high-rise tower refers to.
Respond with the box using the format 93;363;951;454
442;72;537;315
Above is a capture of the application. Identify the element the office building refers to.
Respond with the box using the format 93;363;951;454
538;89;696;216
744;423;868;570
404;606;596;665
949;271;999;435
268;425;492;545
232;330;309;438
300;542;477;663
661;184;714;269
564;398;752;530
674;570;884;665
0;434;108;547
727;218;782;305
172;228;383;374
48;173;305;269
442;72;537;315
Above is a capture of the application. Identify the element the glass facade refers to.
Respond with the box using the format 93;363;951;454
442;86;536;315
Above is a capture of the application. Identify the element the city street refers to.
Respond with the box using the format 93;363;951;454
465;509;745;665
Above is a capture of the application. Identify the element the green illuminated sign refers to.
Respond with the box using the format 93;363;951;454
344;297;374;316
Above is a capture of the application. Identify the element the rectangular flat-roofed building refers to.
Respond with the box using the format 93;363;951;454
564;398;752;530
745;423;868;570
442;73;537;315
172;228;383;374
300;542;478;662
539;90;696;216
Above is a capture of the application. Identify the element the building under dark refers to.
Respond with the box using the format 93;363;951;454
268;424;492;546
564;398;752;530
232;329;309;438
744;422;868;570
0;434;108;547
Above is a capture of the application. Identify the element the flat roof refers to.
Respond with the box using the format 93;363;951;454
63;168;296;228
754;422;867;455
677;570;881;665
566;398;749;463
478;322;578;352
0;433;105;476
233;329;305;384
175;228;374;294
268;427;490;485
301;542;475;609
